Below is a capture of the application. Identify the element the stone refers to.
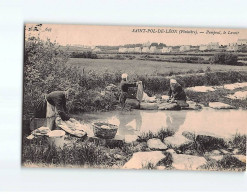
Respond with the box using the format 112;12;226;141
169;153;207;170
219;149;230;155
233;155;246;163
166;149;176;155
156;166;167;170
186;101;203;110
158;102;181;110
209;155;224;161
26;134;35;140
87;135;124;148
227;91;247;100
208;102;235;109
224;82;247;90
161;95;169;101
111;165;121;169
205;149;222;156
124;135;139;143
186;86;215;93
147;138;168;150
125;98;140;109
176;100;189;108
122;151;166;169
105;84;117;91
211;150;222;155
232;148;240;155
114;154;124;160
140;102;158;110
163;134;194;149
183;149;198;155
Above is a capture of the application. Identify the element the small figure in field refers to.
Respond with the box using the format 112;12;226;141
119;73;142;110
45;88;75;129
168;79;187;104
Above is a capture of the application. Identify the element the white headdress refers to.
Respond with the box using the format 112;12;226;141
121;73;128;79
170;79;177;84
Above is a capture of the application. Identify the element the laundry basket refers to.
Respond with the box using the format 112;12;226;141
92;122;118;139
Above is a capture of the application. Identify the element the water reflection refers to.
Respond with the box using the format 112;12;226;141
117;110;142;136
76;108;247;139
166;111;187;132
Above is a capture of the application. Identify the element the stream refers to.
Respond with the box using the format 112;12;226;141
74;108;247;139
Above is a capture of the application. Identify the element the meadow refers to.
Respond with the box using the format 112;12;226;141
67;58;247;76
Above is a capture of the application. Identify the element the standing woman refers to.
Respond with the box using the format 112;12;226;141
45;88;75;129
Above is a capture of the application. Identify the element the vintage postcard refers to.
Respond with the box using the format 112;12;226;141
22;24;247;171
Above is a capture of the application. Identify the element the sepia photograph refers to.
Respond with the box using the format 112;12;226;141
22;23;247;171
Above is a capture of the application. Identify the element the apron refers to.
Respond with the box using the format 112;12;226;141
45;96;58;130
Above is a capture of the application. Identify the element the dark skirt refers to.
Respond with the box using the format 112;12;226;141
34;98;47;118
174;90;187;101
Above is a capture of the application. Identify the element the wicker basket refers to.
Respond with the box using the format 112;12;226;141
93;122;118;139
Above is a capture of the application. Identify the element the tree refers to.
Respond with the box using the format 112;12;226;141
23;24;80;116
210;53;238;65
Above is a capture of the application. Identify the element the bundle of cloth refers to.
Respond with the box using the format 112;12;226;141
55;117;87;138
142;92;157;103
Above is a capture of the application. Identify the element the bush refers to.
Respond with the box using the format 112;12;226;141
70;51;98;59
202;155;246;171
228;133;246;155
22;137;110;166
210;53;238;65
138;128;175;142
24;25;81;116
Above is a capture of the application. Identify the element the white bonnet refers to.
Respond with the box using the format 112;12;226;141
121;73;128;79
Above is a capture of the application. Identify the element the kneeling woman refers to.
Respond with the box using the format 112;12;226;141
168;79;187;105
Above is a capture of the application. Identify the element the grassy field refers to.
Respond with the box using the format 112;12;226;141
67;58;247;76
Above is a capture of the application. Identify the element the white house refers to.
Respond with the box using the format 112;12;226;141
237;39;247;45
199;45;208;51
119;47;127;53
227;43;238;51
199;42;219;51
143;41;151;47
179;45;191;52
142;46;150;53
161;47;172;53
149;46;157;53
208;42;219;50
92;47;101;52
156;48;162;53
127;47;135;53
134;47;142;53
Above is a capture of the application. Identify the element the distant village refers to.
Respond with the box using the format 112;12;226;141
66;39;247;54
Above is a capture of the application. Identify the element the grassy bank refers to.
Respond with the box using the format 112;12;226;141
70;70;247;112
22;129;246;171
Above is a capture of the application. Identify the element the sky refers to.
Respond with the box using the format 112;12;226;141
25;23;247;46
